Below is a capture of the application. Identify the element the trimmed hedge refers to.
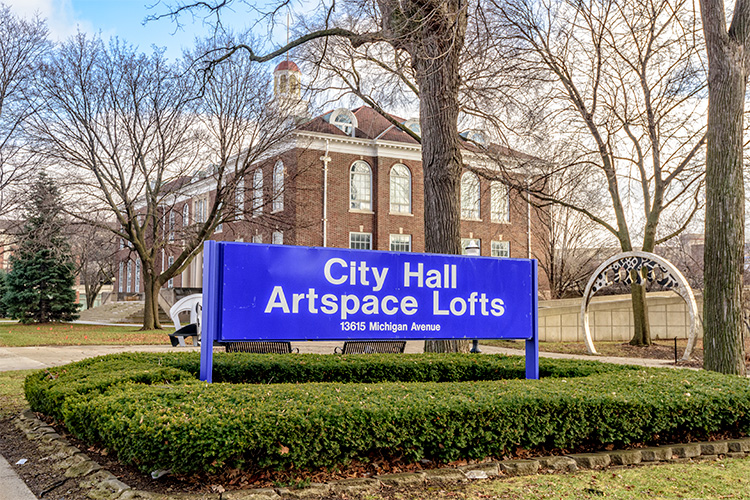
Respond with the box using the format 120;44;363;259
24;353;750;475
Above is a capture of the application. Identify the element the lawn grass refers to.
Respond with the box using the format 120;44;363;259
0;322;174;347
381;457;750;499
0;369;33;417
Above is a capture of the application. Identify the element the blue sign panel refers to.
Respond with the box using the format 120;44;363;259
200;241;539;381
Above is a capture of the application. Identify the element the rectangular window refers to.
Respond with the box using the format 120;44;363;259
272;231;283;245
236;183;244;219
118;262;123;293
252;234;262;244
389;234;411;252
168;256;174;289
134;259;140;292
126;261;132;293
168;211;175;241
215;222;223;233
491;240;510;258
349;232;372;250
461;238;481;255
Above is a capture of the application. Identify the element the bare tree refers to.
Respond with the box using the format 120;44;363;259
494;0;706;346
70;221;117;309
30;34;293;329
699;0;749;375
537;166;614;299
0;6;49;216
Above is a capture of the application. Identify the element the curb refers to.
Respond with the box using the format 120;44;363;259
12;410;750;499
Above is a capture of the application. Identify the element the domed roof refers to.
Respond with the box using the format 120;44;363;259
275;60;300;72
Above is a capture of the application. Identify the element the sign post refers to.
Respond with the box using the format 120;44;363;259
200;241;539;382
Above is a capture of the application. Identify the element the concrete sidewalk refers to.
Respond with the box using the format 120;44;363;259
0;341;683;373
0;455;37;500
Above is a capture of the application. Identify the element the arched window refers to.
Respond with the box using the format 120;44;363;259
118;262;123;293
253;169;263;216
389;164;411;214
273;160;284;212
330;108;358;136
126;261;132;293
491;181;510;223
403;119;421;136
461;171;480;219
182;203;189;226
350;161;372;211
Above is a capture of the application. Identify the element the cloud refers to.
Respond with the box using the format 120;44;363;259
3;0;95;41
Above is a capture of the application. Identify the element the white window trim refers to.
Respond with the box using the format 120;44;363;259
134;259;140;292
491;240;510;258
389;234;412;252
461;238;481;255
491;181;510;224
167;256;175;289
349;231;373;250
461;171;481;221
350;161;373;212
272;160;284;213
253;169;264;217
389;164;412;215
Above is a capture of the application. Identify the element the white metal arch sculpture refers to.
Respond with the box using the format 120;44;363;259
580;251;698;361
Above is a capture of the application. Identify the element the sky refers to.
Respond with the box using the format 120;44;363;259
3;0;265;60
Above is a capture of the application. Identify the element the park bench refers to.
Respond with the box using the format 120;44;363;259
334;340;406;354
223;341;299;354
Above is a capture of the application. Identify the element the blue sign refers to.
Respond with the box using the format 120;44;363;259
200;241;539;381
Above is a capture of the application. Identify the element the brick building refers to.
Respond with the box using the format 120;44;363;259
114;61;549;298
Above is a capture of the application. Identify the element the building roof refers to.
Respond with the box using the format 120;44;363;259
298;106;419;144
297;105;541;163
275;60;300;73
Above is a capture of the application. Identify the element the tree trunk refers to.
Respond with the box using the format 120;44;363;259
702;31;746;375
142;270;163;330
411;1;466;353
424;340;471;353
629;282;651;346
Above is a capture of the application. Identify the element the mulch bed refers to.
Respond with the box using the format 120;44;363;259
2;410;746;499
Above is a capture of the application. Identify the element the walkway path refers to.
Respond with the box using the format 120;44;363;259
0;341;681;373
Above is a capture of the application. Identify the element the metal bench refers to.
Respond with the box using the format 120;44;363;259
334;340;406;354
223;341;299;354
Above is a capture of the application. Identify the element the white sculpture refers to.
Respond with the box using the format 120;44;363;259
580;251;698;361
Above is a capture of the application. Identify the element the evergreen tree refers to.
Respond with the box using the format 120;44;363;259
4;173;79;323
0;271;7;318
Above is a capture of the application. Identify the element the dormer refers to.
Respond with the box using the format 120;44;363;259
328;108;358;137
403;118;421;136
460;129;489;148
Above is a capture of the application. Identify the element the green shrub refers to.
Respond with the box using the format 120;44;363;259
25;353;750;476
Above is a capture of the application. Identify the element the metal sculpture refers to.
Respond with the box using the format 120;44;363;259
580;251;698;361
